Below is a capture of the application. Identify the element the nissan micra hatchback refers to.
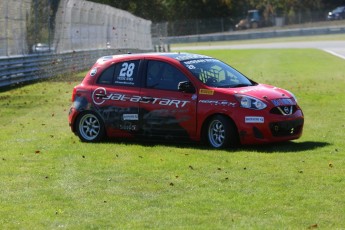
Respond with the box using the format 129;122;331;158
69;53;304;149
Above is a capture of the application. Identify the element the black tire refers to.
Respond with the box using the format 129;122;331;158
75;112;105;142
206;115;238;149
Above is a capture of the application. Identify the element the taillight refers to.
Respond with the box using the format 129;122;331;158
71;87;77;102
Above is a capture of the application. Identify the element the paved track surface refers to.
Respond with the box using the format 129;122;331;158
172;40;345;60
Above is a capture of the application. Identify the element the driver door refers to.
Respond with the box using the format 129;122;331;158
139;60;197;140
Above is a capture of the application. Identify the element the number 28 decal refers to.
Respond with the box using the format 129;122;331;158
119;62;135;78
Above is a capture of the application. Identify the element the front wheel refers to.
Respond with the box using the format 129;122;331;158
207;115;238;149
76;112;105;142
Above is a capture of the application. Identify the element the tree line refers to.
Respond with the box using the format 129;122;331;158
90;0;345;22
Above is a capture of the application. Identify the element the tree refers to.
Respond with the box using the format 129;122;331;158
90;0;168;22
88;0;345;22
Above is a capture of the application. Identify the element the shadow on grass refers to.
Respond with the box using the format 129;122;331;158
101;138;210;150
238;141;331;153
99;138;330;153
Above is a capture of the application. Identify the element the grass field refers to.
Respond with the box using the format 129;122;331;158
1;47;345;229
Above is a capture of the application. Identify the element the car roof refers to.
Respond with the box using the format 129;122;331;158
95;52;212;65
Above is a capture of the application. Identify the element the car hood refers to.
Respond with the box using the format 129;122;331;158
217;84;296;105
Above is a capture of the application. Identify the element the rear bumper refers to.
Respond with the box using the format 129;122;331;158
68;107;78;133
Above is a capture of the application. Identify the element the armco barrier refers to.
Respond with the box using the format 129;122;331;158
0;49;141;88
155;25;345;44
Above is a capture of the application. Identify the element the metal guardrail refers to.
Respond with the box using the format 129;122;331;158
0;49;140;88
155;25;345;44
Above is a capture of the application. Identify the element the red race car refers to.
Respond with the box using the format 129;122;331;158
69;53;304;148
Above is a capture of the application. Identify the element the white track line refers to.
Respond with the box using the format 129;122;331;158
323;49;345;60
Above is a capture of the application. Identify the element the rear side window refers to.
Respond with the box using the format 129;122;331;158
97;60;140;87
114;60;140;86
97;66;115;85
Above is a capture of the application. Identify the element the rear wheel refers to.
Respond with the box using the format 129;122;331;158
206;115;238;149
76;112;105;142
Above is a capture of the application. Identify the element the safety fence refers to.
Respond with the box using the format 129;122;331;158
152;10;331;37
0;49;142;88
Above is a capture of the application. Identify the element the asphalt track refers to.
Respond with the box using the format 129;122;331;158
171;40;345;60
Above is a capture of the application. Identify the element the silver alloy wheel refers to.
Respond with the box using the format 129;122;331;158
208;119;226;148
78;113;101;141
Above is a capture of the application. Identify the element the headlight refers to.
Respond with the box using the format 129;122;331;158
235;94;267;110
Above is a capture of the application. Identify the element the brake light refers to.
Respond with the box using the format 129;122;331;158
71;87;77;102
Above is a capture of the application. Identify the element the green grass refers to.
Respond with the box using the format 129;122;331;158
1;49;345;229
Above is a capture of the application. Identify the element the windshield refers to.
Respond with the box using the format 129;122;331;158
333;6;345;13
181;58;255;88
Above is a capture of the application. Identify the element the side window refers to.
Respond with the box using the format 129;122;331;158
97;65;115;85
97;60;140;86
146;61;189;91
114;60;140;86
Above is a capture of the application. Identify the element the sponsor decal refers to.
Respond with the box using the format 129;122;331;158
245;116;264;123
123;114;138;121
199;100;236;107
90;67;98;76
174;54;210;61
92;87;107;105
119;124;137;131
114;61;138;86
114;81;135;86
183;58;220;70
92;87;190;108
238;89;254;94
199;89;214;95
271;98;294;106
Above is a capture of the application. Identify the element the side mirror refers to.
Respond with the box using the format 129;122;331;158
178;81;195;93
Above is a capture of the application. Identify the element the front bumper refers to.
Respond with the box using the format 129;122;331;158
237;109;304;145
269;119;304;137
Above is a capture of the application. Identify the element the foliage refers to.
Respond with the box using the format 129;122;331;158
89;0;345;22
26;0;60;53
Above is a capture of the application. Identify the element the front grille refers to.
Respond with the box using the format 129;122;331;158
269;119;304;137
270;105;297;115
